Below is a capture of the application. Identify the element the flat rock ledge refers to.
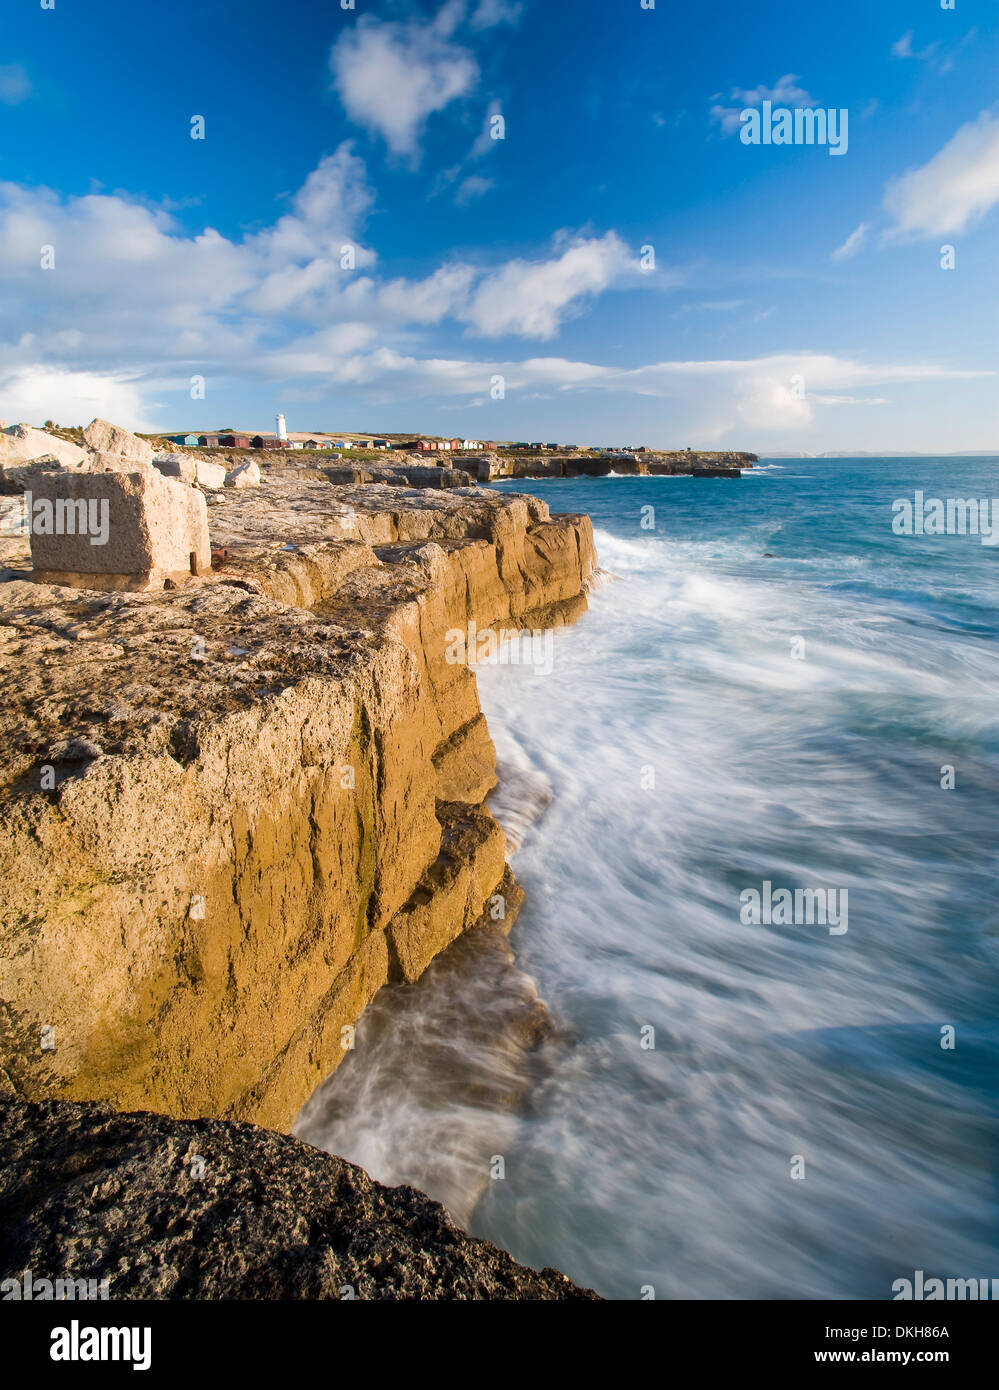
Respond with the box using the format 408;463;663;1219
0;1098;598;1300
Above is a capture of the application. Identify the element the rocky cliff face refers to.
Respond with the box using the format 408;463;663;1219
0;1098;598;1299
473;450;757;480
0;476;595;1132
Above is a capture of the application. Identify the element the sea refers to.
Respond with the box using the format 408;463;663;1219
295;458;999;1300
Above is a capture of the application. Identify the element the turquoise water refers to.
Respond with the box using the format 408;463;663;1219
300;459;999;1300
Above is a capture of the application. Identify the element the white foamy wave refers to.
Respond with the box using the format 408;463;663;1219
296;469;999;1299
487;716;554;852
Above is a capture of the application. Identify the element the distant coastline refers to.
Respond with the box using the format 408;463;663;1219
761;450;999;458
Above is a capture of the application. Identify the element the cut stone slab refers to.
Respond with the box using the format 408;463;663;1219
28;467;211;591
153;452;198;485
225;458;262;489
196;457;227;490
85;450;155;476
81;417;154;466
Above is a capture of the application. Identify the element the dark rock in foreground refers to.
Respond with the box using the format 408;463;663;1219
0;1098;598;1300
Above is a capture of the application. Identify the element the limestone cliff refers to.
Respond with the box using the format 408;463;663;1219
474;449;757;480
0;478;595;1132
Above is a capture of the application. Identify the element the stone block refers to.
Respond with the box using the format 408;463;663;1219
153;452;198;484
195;457;227;490
28;467;211;591
225;459;262;489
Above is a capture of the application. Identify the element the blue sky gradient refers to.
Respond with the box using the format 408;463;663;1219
2;0;997;449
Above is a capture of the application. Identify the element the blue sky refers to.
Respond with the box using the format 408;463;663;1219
2;0;998;450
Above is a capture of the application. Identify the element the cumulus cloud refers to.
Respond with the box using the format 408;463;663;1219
0;143;380;392
710;74;815;136
458;232;632;338
734;374;813;430
0;154;648;427
375;231;635;337
377;263;477;324
0;365;151;429
883;110;999;237
329;13;478;159
568;353;991;434
0;153;987;440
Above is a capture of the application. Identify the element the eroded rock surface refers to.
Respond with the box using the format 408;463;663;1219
0;473;595;1131
0;1098;598;1299
81;418;154;466
0;425;88;479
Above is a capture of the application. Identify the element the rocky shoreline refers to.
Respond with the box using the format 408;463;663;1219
473;449;757;481
0;418;605;1296
0;1097;598;1298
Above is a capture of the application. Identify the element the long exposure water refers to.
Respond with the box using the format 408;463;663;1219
296;458;999;1299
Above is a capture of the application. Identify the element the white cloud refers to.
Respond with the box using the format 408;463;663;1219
238;346;991;454
0;366;151;429
468;99;504;160
361;231;635;337
260;350;988;439
884;110;999;237
566;353;991;434
0;64;32;106
469;0;524;30
0;157;648;427
832;222;869;261
458;232;632;338
329;14;478;159
890;31;938;61
0;153;988;444
890;28;974;70
734;374;813;430
0;142;376;334
377;264;476;324
710;75;815;136
433;100;504;203
455;174;494;204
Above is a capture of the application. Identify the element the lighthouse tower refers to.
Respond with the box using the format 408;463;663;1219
276;413;288;443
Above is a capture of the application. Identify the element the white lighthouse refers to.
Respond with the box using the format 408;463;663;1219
275;412;288;443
